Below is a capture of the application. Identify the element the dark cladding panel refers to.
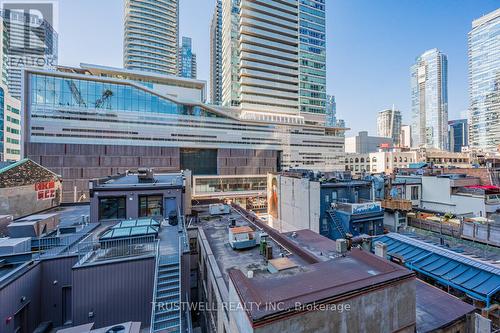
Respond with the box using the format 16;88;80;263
181;148;217;175
217;148;278;175
40;256;79;326
0;263;42;333
25;143;181;203
72;257;155;327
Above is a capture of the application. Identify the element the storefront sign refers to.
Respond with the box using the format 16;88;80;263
35;181;56;200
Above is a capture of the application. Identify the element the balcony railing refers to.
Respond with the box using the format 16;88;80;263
76;235;158;265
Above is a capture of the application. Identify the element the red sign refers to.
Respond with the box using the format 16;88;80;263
35;181;56;200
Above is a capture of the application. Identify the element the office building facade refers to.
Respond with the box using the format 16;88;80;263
221;0;327;124
449;119;468;152
22;64;345;202
0;82;20;161
377;107;402;146
1;9;57;99
345;131;393;154
178;37;196;79
468;9;500;152
209;0;222;104
124;0;179;76
411;49;448;150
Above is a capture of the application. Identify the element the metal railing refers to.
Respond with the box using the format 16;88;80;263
76;235;157;265
32;223;99;259
150;241;161;333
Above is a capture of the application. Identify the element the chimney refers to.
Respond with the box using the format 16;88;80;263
374;241;387;258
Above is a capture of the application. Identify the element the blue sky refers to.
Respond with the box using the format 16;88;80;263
58;0;499;135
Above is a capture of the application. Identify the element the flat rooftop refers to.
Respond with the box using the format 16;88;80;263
93;173;184;189
416;280;475;332
197;208;309;285
196;206;414;322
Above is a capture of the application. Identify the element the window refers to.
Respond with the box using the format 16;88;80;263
181;148;217;175
139;195;163;217
98;197;126;220
411;186;419;200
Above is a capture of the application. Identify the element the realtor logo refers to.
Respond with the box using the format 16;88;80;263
1;1;58;66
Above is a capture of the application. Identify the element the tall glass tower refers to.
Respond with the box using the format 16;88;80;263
298;0;326;120
411;49;448;150
377;107;402;146
448;119;468;153
124;0;178;76
210;0;222;104
468;8;500;152
178;37;196;79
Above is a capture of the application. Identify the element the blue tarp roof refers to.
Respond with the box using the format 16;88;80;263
375;233;500;303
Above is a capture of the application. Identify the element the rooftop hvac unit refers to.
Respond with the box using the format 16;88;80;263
137;168;154;182
336;238;347;254
8;213;60;238
0;237;31;255
209;204;230;215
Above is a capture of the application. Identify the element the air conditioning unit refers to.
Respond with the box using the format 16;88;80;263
336;238;347;254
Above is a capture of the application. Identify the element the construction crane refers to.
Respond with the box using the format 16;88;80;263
66;80;86;107
95;89;113;109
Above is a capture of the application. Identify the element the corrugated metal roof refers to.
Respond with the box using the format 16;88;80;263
375;233;500;302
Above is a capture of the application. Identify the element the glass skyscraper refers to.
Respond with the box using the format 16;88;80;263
411;48;448;150
124;0;179;76
299;0;326;119
178;37;196;79
220;0;327;125
468;8;499;152
448;119;468;153
210;0;222;104
377;107;402;146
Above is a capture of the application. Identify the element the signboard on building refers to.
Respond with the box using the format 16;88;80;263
35;181;56;200
267;174;280;220
351;202;381;214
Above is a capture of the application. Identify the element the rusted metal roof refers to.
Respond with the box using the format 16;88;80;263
229;247;414;324
416;280;475;332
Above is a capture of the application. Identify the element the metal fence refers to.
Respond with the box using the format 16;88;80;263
32;223;100;258
76;235;157;265
408;217;462;238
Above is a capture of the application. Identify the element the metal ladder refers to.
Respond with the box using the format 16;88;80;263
327;210;347;239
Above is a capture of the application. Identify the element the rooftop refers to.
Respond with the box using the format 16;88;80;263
375;233;500;305
91;171;184;190
416;280;475;333
197;206;414;323
197;209;309;285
